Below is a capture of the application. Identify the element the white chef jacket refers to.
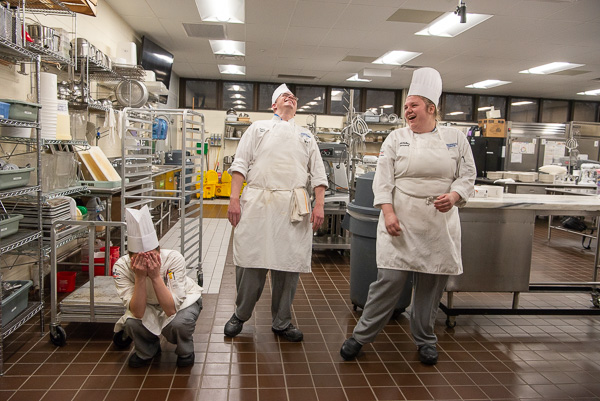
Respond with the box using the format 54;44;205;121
113;249;202;335
229;115;328;273
373;126;476;275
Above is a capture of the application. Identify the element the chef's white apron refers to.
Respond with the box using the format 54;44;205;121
376;129;463;275
233;120;313;273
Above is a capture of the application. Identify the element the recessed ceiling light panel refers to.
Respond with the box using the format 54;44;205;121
218;65;246;75
465;80;511;89
347;74;371;82
577;89;600;96
415;12;492;37
210;40;245;56
519;62;585;74
372;51;421;66
196;0;245;24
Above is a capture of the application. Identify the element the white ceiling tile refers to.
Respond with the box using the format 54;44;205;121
290;1;348;29
145;0;201;20
278;45;315;59
283;27;330;46
105;0;155;17
332;4;398;30
246;0;296;26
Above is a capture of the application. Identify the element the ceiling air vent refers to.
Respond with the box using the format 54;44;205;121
399;65;420;70
182;23;227;39
277;74;317;80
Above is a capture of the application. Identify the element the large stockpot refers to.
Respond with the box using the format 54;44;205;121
72;37;89;58
27;24;55;50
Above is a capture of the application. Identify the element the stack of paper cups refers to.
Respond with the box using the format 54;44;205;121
39;72;58;140
56;99;71;140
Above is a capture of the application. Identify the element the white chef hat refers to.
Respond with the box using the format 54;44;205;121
407;67;443;107
125;205;159;253
272;83;292;104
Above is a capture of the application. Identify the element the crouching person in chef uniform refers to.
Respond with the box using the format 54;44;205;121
224;84;328;342
340;68;476;365
113;205;202;368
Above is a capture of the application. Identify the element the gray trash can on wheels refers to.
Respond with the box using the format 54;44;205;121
345;172;412;317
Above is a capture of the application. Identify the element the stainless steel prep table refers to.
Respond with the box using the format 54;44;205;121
443;194;600;327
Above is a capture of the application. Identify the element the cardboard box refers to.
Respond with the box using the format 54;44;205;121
479;119;506;138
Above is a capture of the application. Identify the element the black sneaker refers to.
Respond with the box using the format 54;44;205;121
224;313;245;337
128;347;161;368
418;344;438;365
272;323;303;342
340;337;362;361
176;353;195;368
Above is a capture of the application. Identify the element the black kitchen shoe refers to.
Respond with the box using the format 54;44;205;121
176;353;195;367
340;337;362;361
418;344;438;365
272;323;303;342
224;313;245;337
128;348;160;368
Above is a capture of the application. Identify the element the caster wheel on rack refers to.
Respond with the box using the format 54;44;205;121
50;325;67;346
198;272;204;287
113;330;132;349
591;291;600;308
445;317;457;328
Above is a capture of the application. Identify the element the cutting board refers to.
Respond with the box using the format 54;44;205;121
88;147;121;181
78;150;107;181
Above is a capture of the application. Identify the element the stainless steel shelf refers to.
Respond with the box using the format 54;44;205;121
0;230;42;254
1;302;44;339
0;185;40;200
0;37;37;62
225;137;241;141
42;185;89;202
27;43;73;66
6;0;75;15
312;235;351;250
0;119;39;128
225;121;252;126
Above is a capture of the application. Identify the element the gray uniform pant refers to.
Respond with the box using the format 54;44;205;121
353;268;448;347
234;266;299;331
124;298;202;360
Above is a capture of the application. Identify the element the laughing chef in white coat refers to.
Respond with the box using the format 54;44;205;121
113;206;202;368
224;84;328;342
340;68;476;365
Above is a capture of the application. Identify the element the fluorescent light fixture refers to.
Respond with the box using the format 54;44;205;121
478;106;492;111
233;105;246;109
465;79;511;89
196;0;245;24
228;85;246;91
210;40;245;56
520;62;584;75
447;111;464;116
307;101;318;105
373;50;422;66
347;74;371;82
415;12;492;37
577;89;600;96
511;101;534;106
230;94;245;99
218;65;245;75
380;105;394;109
233;100;246;104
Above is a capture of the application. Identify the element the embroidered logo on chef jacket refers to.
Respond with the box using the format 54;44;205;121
259;128;266;133
398;142;410;147
113;268;121;279
446;142;458;148
299;131;311;144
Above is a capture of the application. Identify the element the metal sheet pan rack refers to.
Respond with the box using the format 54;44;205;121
49;220;126;346
121;108;205;285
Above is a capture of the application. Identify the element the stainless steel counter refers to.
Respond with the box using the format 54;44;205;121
443;193;600;325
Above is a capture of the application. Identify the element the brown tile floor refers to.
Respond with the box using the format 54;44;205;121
2;217;600;401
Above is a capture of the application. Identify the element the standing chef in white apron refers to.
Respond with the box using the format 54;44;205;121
340;68;476;365
113;206;202;368
224;84;328;342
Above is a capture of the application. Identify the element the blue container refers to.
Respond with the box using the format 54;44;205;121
0;101;9;119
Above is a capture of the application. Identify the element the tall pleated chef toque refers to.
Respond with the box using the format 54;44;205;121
407;67;443;107
126;205;159;253
272;83;292;104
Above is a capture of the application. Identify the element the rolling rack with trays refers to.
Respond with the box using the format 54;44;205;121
120;108;206;286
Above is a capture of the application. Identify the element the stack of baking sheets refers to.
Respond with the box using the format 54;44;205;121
59;276;125;321
2;197;72;240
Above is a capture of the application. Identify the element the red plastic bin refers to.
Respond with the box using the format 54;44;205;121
57;271;76;292
81;259;108;276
